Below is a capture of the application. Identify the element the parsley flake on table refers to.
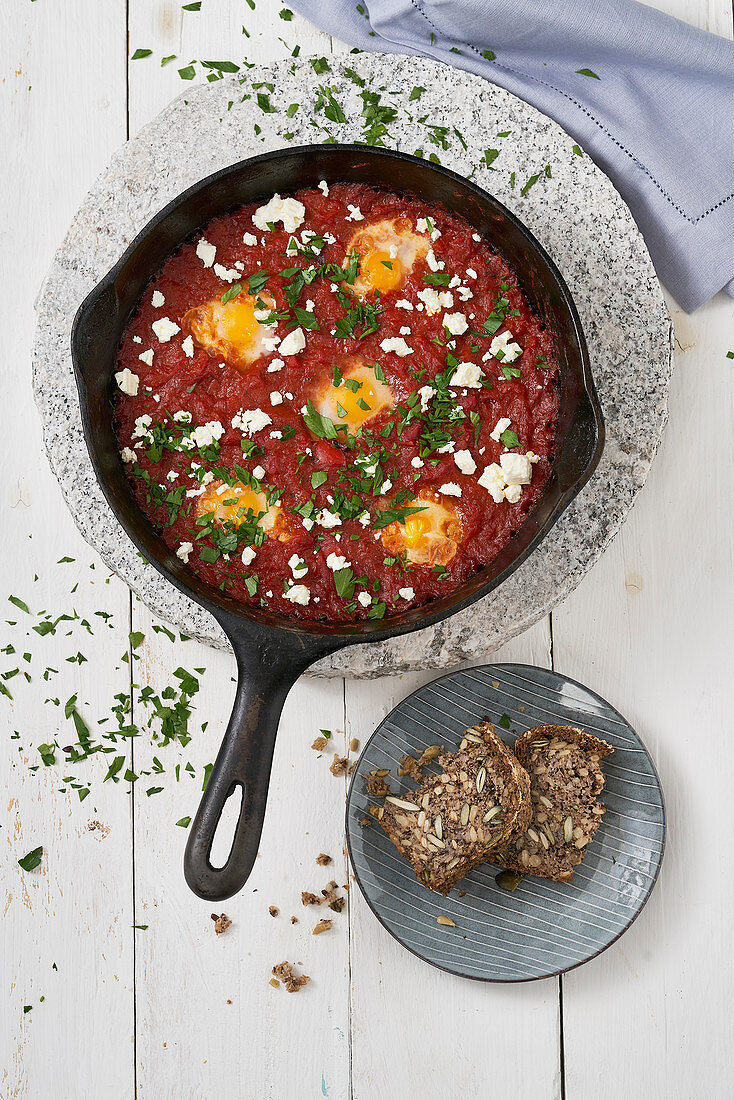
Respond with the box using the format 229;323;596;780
18;846;43;872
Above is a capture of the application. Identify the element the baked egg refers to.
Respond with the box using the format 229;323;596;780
182;292;275;372
196;480;291;541
380;491;462;567
317;359;393;431
347;218;429;298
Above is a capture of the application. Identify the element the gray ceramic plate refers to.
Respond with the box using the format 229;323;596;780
346;664;665;982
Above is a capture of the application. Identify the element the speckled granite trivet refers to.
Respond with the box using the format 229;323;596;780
32;54;672;678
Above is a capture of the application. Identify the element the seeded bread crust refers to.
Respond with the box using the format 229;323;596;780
493;725;613;881
372;720;532;895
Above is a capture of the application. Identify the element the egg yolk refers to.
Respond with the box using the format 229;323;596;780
403;513;431;544
381;494;462;567
195;480;294;543
336;376;379;427
196;481;273;530
218;297;260;346
346;218;429;299
317;362;393;433
182;293;272;371
360;250;403;295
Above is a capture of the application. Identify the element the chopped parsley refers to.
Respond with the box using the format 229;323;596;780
18;846;43;872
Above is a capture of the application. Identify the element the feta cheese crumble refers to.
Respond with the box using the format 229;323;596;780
270;391;283;406
489;330;523;362
213;263;240;283
181;335;194;358
241;546;257;566
278;327;306;356
417;287;453;315
416;217;441;240
454;449;477;475
176;542;193;563
326;553;351;572
418;385;435;411
120;447;136;464
346;204;364;221
231;408;272;435
151;290;165;308
357;591;372;607
132;414;153;441
490;417;512;442
252;194;306;233
251;465;266;480
450;361;483;388
443;312;468;335
289;554;308;578
115;368;139;395
284;584;310;605
267;358;285;373
477;463;507;503
439;482;462;497
380;336;413;357
151;317;180;343
426;249;444;272
242;232;258;246
398;586;415;600
196;239;216;267
318;180;329;196
316;509;342;529
190;421;224;448
499;452;533;485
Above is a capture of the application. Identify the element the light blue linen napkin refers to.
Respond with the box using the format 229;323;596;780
290;0;734;312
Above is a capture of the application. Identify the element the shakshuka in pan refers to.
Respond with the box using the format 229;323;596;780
113;182;560;622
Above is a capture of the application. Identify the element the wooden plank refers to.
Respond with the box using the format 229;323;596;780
128;605;351;1100
346;623;563;1100
555;0;733;1084
559;0;733;1085
0;2;133;1096
125;6;351;1097
556;289;734;1099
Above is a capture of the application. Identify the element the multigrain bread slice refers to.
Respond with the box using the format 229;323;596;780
372;720;531;895
493;725;613;881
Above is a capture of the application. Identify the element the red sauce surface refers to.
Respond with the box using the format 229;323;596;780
115;183;560;622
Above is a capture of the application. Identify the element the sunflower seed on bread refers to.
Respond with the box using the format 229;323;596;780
372;720;531;896
492;724;613;881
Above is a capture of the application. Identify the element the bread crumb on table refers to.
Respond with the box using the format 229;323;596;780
316;853;332;866
311;736;329;751
211;913;232;935
329;754;350;776
313;919;333;935
268;906;279;917
272;961;310;992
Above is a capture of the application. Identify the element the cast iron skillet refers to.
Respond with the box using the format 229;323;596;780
70;145;604;902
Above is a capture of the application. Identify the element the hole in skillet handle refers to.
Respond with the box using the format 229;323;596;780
209;784;244;869
182;618;344;903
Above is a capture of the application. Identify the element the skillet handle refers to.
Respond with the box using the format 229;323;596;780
183;631;326;902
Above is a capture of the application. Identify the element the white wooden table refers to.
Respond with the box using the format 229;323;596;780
2;1;732;1096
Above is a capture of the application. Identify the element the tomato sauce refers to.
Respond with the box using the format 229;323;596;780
114;183;559;622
